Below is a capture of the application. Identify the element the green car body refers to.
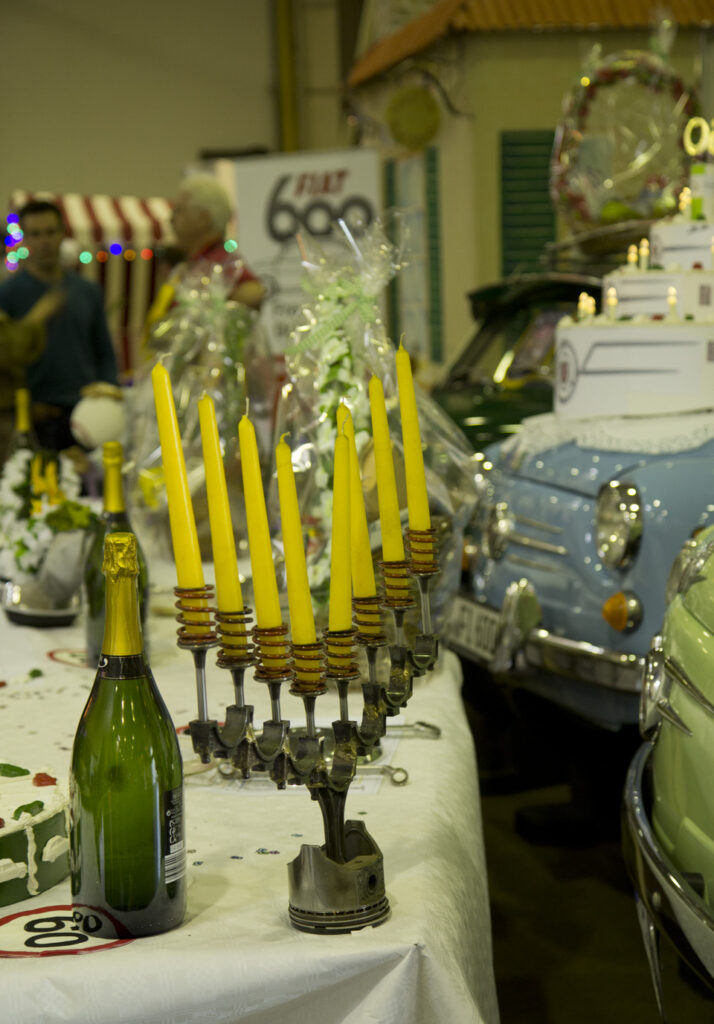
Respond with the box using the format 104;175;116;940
650;523;714;903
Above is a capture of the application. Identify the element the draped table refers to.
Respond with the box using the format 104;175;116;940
0;601;499;1024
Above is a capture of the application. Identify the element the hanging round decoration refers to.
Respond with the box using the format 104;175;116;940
384;86;441;150
550;50;699;234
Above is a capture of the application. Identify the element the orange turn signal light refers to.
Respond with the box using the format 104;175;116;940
602;591;633;632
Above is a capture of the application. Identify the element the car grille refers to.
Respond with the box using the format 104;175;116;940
481;487;572;573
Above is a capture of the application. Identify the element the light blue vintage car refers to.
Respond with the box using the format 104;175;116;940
450;410;714;729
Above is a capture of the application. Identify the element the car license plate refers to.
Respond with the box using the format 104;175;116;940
445;594;501;663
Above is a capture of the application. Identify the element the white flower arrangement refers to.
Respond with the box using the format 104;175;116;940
0;449;33;517
0;451;90;582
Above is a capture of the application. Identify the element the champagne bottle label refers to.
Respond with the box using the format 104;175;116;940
163;787;185;884
97;654;147;679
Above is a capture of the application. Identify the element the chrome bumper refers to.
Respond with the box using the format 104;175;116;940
522;628;644;694
493;578;644;694
446;582;645;724
623;742;714;1014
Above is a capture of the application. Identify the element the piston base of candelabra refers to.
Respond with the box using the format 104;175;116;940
410;632;439;675
287;820;389;933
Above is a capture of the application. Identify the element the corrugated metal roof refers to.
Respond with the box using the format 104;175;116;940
348;0;714;86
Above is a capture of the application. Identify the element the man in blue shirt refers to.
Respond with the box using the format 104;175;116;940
0;200;118;451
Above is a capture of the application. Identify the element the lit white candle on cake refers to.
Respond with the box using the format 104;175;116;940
679;186;692;217
577;292;588;321
639;238;649;271
626;244;638;271
606;286;618;321
666;285;678;320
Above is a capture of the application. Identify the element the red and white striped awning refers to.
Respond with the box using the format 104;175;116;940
8;190;176;374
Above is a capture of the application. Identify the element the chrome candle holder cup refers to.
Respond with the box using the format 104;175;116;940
176;546;440;934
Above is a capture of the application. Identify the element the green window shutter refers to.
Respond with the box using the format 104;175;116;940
501;131;555;278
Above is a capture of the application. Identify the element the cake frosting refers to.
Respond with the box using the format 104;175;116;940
0;764;70;906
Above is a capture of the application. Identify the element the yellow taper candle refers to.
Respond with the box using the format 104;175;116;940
328;430;352;632
368;375;405;562
238;413;282;628
45;460;60;504
198;392;243;612
276;435;316;644
30;453;43;495
151;362;205;589
395;342;431;532
15;388;31;433
336;402;376;598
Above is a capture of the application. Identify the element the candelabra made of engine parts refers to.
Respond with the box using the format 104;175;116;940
175;527;440;934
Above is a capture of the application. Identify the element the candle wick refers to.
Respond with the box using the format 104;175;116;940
244;397;250;418
280;431;291;444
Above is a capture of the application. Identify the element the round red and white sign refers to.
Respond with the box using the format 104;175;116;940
0;904;133;957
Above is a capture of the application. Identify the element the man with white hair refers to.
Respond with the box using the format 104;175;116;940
170;173;265;310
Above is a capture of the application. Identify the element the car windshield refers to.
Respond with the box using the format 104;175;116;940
508;310;564;378
464;305;570;385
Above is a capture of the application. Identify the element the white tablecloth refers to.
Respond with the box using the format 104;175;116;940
0;607;499;1024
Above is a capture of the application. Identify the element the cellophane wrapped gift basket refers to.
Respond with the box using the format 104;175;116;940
267;215;477;633
126;257;277;576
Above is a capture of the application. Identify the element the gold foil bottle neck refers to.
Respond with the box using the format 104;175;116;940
15;388;31;432
103;532;138;578
102;440;123;467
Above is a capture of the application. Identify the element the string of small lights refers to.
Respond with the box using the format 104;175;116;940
3;215;240;273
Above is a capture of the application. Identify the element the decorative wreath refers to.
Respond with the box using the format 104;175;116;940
550;50;699;231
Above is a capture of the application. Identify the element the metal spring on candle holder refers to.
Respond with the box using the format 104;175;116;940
379;559;415;609
352;595;387;646
405;527;439;576
290;640;327;696
323;627;360;680
215;608;255;669
252;622;293;682
174;585;217;648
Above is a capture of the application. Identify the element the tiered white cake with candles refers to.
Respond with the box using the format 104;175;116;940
555;198;714;419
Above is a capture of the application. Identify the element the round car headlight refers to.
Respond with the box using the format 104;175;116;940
595;480;643;569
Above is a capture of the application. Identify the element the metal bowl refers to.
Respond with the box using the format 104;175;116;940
2;580;81;628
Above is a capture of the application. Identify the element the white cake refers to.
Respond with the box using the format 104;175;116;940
555;316;714;418
555;253;714;419
0;764;70;907
650;219;714;271
602;266;714;320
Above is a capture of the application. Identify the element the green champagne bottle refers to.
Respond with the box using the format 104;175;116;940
84;441;149;668
5;387;38;458
70;532;186;938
